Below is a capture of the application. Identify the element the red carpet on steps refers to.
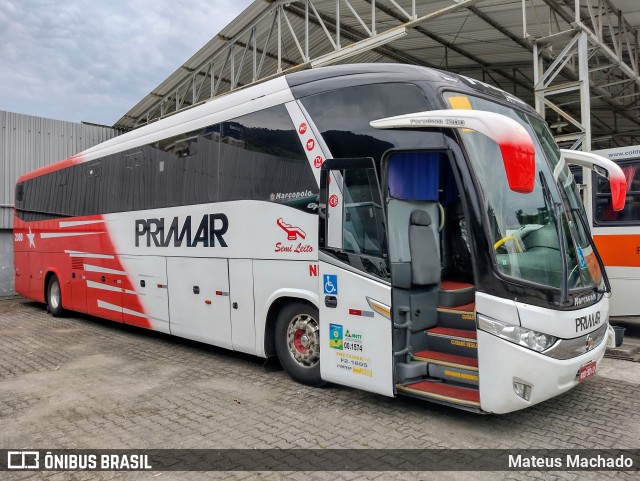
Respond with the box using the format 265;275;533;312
428;327;477;340
440;280;474;291
405;381;480;403
413;350;478;368
438;302;475;312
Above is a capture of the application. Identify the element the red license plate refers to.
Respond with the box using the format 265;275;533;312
578;361;597;382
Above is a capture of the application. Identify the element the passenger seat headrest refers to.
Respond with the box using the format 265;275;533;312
410;210;431;226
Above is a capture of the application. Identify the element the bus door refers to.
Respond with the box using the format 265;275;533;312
318;159;394;396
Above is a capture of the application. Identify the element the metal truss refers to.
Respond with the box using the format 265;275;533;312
127;0;640;150
524;0;640;150
130;0;484;128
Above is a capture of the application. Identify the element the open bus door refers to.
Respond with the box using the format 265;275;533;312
318;158;395;396
316;110;537;397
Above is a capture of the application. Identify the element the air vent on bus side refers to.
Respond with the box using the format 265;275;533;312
71;258;84;270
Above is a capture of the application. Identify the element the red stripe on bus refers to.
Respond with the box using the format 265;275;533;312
17;155;83;183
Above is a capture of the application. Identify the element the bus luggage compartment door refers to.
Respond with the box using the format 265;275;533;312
167;257;232;349
120;255;170;334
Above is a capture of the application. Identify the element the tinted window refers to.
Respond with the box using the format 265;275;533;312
15;105;317;221
594;160;640;225
342;167;385;257
219;105;317;207
569;165;583;184
300;83;431;160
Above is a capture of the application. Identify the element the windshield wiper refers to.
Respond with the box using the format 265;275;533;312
571;207;611;295
539;172;569;306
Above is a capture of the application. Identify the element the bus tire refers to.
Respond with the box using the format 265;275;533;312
46;274;65;317
275;302;323;386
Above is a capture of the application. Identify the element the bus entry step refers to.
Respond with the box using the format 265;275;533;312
436;303;475;330
397;380;480;408
425;327;477;358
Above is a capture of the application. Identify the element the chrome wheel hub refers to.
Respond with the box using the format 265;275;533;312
287;313;319;368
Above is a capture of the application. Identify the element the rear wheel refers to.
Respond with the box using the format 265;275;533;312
275;302;322;386
46;275;65;317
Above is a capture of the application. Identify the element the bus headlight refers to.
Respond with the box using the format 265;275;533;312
477;314;557;353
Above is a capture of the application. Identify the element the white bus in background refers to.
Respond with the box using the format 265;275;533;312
14;64;626;414
577;145;640;316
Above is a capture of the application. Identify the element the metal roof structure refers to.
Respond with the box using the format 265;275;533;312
114;0;640;150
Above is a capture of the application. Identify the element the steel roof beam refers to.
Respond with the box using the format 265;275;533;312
285;2;437;68
361;1;536;94
364;0;613;136
525;0;640;149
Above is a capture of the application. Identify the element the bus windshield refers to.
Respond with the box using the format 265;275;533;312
444;92;602;293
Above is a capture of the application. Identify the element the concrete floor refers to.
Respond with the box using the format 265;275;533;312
1;297;639;481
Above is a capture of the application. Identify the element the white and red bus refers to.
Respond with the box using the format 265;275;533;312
574;145;640;317
14;64;625;413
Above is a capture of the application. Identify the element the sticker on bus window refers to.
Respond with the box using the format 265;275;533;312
329;323;343;350
447;96;472;110
577;247;587;269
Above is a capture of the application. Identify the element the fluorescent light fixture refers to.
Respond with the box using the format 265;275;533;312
311;27;408;68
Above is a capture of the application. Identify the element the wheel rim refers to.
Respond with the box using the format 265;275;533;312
286;313;319;368
49;280;60;310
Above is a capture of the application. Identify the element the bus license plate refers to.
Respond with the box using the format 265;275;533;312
578;361;597;382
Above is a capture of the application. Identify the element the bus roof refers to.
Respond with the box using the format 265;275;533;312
285;63;537;117
17;63;537;184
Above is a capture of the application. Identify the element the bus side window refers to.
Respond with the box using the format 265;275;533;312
83;162;102;216
218;104;317;208
299;82;431;162
321;160;389;280
342;168;385;256
15;183;24;202
594;161;640;225
54;170;67;216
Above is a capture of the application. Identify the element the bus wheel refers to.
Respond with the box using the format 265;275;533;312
46;275;65;317
275;302;323;386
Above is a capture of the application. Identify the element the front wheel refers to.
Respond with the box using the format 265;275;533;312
46;274;65;317
275;302;323;386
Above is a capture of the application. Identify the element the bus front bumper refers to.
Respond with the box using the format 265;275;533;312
477;326;608;414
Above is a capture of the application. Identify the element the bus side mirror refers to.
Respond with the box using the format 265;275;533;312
560;149;627;211
370;109;536;194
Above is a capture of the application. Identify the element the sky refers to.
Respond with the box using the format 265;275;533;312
0;0;253;126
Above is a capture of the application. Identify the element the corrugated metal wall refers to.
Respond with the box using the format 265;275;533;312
1;110;120;229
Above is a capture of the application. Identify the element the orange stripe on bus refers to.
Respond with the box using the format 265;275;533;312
593;234;640;267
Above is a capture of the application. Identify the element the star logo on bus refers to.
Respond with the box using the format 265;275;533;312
27;226;36;248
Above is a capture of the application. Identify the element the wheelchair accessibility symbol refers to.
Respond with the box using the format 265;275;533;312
323;274;338;295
